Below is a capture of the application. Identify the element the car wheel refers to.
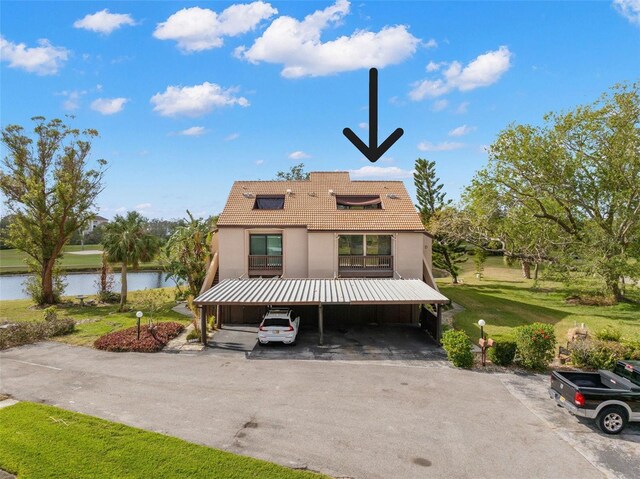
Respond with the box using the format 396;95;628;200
596;406;628;435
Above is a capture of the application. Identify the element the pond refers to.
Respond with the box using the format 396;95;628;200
0;271;177;301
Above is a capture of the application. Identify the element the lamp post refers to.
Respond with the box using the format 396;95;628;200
478;319;486;366
136;311;143;340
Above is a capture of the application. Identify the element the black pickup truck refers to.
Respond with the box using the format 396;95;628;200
549;360;640;434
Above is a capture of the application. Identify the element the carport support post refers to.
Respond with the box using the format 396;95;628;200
436;304;442;344
318;303;324;346
200;306;207;346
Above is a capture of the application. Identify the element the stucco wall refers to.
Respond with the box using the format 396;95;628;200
283;228;308;278
218;228;246;280
395;232;423;279
308;232;336;278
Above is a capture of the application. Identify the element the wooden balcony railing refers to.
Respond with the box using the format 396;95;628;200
248;255;283;272
338;255;393;271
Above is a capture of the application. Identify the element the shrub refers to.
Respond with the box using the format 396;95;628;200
594;326;622;342
488;340;517;366
0;317;75;350
98;290;121;304
515;323;556;370
569;339;626;370
441;329;474;368
23;272;66;305
623;340;640;360
94;322;184;353
186;328;200;341
208;315;217;331
43;307;57;322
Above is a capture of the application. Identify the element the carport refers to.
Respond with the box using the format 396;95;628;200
194;278;449;345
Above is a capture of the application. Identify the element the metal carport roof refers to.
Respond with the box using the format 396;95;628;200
194;278;449;306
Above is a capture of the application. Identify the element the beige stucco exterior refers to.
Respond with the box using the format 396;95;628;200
218;227;430;281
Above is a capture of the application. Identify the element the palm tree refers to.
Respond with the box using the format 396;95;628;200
102;212;160;311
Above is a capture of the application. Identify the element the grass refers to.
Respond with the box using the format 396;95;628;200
0;245;162;274
0;288;190;347
438;256;640;344
0;402;325;479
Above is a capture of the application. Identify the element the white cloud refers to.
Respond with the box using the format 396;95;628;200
150;82;249;117
90;97;128;115
424;38;438;48
74;9;136;35
0;36;69;75
288;150;311;160
225;132;240;141
448;124;476;137
358;122;368;129
135;203;152;211
426;61;442;72
349;166;413;180
417;141;464;152
455;101;470;114
409;46;512;101
236;0;420;78
613;0;640;26
179;126;207;136
255;159;264;165
154;2;277;52
431;99;449;112
58;90;87;111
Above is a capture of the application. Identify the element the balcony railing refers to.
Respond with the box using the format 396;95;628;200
248;255;283;274
338;255;393;277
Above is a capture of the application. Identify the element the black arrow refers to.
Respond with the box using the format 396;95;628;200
343;68;404;163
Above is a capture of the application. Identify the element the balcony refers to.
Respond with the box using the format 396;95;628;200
248;255;283;277
338;255;393;278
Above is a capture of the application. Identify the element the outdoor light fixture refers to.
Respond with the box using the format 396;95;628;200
136;311;143;340
478;319;486;340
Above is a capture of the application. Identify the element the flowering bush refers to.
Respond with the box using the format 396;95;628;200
514;323;556;370
441;329;474;368
94;322;184;353
0;317;75;350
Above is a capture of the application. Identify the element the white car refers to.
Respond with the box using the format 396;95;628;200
258;308;300;345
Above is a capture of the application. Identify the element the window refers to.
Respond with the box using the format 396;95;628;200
366;235;392;255
339;234;392;256
254;195;285;210
338;235;364;255
250;234;282;256
336;195;382;210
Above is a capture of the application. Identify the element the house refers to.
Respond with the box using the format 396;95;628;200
194;172;448;344
83;215;109;235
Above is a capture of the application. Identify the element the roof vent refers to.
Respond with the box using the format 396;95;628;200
243;192;255;198
308;192;317;197
328;189;335;196
286;188;292;195
386;193;399;199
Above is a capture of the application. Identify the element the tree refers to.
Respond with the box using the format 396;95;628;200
0;117;106;304
474;82;640;300
164;211;216;298
102;212;160;311
275;163;310;181
414;158;467;283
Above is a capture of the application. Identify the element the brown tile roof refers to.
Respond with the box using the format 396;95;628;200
217;172;425;231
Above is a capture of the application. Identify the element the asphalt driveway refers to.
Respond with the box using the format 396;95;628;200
0;340;636;478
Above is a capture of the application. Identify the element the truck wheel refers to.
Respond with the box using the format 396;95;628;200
596;406;628;435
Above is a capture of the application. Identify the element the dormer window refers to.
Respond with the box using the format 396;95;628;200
336;195;382;210
254;195;285;210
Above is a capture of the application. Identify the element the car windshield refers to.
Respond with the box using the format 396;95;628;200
614;363;640;386
262;318;290;327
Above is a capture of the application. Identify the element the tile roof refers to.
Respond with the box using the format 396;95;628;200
217;172;425;231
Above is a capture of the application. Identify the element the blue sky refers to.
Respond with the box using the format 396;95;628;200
1;0;639;219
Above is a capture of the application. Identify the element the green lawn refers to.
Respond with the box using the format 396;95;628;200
0;402;325;479
0;245;162;274
438;257;640;344
0;288;189;347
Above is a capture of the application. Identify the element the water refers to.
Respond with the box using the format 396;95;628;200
0;271;177;301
